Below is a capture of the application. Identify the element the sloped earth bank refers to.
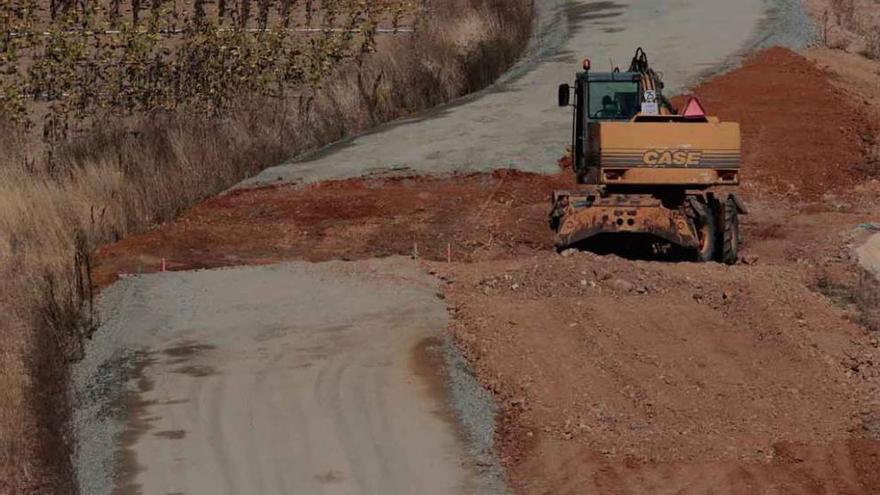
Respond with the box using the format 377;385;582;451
437;253;880;494
804;46;880;304
85;45;880;493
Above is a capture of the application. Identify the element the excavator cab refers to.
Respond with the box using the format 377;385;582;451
550;48;747;264
559;72;642;120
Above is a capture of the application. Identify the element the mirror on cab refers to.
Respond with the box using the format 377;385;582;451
558;83;570;107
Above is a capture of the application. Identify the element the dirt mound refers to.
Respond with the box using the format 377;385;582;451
682;47;875;199
93;170;570;287
436;251;880;493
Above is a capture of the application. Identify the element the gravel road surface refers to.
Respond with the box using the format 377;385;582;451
72;260;503;494
244;0;795;186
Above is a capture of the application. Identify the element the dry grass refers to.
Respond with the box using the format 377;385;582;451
855;270;880;332
823;0;880;59
0;0;533;491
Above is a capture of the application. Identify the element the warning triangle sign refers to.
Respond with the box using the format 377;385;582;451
682;96;708;117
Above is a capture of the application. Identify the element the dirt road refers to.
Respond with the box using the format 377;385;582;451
244;0;786;187
73;259;506;494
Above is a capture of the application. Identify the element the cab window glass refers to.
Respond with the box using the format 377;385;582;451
588;82;639;120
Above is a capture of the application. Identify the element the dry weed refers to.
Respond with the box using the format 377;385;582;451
826;0;880;60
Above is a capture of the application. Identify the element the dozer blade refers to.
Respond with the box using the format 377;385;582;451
551;191;700;251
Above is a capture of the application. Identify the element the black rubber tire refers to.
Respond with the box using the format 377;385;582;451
720;196;740;265
695;201;717;263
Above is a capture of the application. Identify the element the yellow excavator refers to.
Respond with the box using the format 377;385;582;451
551;48;747;263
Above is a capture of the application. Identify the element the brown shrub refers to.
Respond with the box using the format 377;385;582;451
0;0;534;491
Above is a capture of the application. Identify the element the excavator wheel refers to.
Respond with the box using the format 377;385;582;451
720;196;740;265
694;202;717;263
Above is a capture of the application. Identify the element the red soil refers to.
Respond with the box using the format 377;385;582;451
93;170;571;287
437;251;880;494
684;47;876;199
